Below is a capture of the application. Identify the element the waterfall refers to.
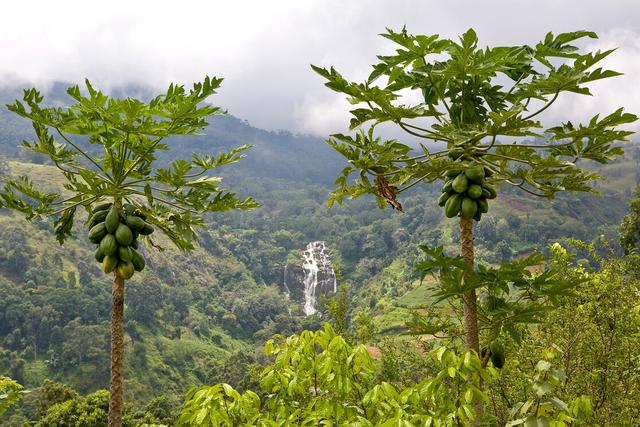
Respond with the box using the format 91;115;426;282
283;265;291;298
301;241;337;316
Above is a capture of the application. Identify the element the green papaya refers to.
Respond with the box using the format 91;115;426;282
442;180;453;193
483;185;497;199
125;215;146;231
115;224;133;246
474;210;482;221
489;341;505;369
477;198;489;214
467;184;483;199
118;245;132;262
105;206;120;233
92;201;112;212
448;149;464;160
465;164;485;183
446;169;460;178
451;174;469;193
88;223;108;244
102;255;118;273
130;238;138;249
100;234;118;256
124;204;147;220
116;260;135;280
131;249;146;272
444;193;463;218
87;209;109;228
483;167;494;178
437;192;451;207
94;246;105;263
139;223;154;236
461;197;478;219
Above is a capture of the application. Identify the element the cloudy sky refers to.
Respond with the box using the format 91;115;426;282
1;0;638;136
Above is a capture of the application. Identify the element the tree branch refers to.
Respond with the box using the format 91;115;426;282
54;128;112;181
522;90;560;121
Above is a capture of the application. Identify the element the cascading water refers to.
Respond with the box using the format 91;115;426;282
301;241;337;316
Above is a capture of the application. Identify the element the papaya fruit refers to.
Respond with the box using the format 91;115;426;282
100;233;118;256
130;238;138;249
87;209;109;228
131;249;146;272
448;149;464;160
461;197;478;219
442;180;453;193
467;184;483;199
437;192;451;207
125;215;146;231
483;167;494;178
116;260;135;280
102;255;118;273
124;204;147;220
115;224;133;246
94;246;105;263
474;210;482;221
451;174;469;193
465;164;485;183
92;201;112;212
489;341;505;369
105;206;120;233
477;198;489;214
483;185;497;199
139;223;154;236
446;169;460;178
88;223;108;244
118;245;132;262
444;193;462;218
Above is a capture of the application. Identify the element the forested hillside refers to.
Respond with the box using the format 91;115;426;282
1;81;639;425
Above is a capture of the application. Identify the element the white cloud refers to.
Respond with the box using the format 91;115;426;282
0;0;638;135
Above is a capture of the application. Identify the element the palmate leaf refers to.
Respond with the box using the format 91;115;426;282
53;206;77;244
0;176;58;219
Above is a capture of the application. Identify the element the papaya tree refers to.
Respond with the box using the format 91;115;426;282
0;78;257;426
312;28;637;355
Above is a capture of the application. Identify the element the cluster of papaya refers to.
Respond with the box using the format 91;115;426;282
481;340;505;369
438;164;497;221
87;202;153;279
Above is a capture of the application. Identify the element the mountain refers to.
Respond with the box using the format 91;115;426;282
0;82;638;416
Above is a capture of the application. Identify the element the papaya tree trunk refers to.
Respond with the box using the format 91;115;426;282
460;216;482;422
108;198;125;427
460;216;479;353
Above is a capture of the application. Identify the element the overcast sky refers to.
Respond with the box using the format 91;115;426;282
1;0;638;136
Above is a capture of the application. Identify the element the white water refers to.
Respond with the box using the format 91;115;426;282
302;241;337;316
283;265;291;298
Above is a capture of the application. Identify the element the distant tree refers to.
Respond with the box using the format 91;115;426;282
31;379;79;419
0;78;257;426
620;185;640;253
495;240;513;263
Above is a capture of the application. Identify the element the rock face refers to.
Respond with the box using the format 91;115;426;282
283;241;337;315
